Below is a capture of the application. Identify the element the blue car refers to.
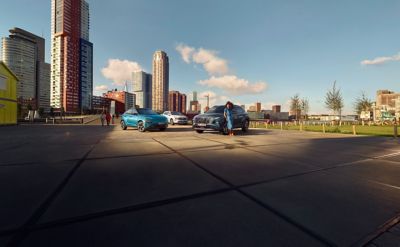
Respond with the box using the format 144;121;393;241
120;108;168;132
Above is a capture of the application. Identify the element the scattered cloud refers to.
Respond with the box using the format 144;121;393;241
176;44;229;75
199;75;267;95
101;59;143;85
361;52;400;65
176;44;195;63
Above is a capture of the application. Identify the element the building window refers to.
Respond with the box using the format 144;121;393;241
0;75;7;90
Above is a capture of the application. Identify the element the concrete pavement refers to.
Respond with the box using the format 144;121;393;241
0;124;400;246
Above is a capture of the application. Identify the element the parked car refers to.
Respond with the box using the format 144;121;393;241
121;108;168;132
192;105;250;134
162;111;188;125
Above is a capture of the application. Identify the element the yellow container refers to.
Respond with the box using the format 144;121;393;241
0;61;18;125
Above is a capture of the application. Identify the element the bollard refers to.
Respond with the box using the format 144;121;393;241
323;124;325;133
352;125;356;135
300;123;303;131
394;123;398;139
265;122;268;129
368;121;371;127
280;122;283;131
53;118;55;124
362;120;365;126
46;118;48;124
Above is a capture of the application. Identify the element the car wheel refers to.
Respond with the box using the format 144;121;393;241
138;121;145;132
160;127;166;131
242;120;249;132
170;118;174;125
121;121;127;130
196;130;204;134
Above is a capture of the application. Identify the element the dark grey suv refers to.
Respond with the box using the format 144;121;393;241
192;105;250;134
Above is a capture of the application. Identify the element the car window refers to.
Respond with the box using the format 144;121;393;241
171;111;182;115
233;106;244;114
137;108;157;115
207;106;225;113
124;109;135;114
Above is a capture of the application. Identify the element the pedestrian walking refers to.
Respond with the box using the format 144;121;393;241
100;112;106;127
106;111;112;126
224;101;234;136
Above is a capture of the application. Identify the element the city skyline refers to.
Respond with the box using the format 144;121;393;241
1;0;400;114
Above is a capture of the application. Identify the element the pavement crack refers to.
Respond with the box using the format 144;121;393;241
6;146;95;247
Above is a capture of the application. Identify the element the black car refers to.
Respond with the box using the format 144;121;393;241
192;105;250;134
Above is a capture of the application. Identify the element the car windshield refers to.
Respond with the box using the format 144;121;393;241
206;105;225;113
137;108;157;115
171;111;183;115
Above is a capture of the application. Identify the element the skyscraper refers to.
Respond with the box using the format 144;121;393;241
132;71;152;108
152;51;169;112
51;0;93;113
1;27;50;111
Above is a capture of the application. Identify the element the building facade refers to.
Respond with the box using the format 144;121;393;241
0;62;18;125
256;102;261;112
152;51;169;112
51;0;93;113
188;91;200;113
168;91;186;113
92;95;111;112
132;71;152;108
1;28;50;111
103;89;136;113
376;90;400;112
272;105;281;113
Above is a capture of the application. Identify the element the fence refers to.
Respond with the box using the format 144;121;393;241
249;120;399;138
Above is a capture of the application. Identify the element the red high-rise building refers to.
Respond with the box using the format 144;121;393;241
168;91;186;113
51;0;93;113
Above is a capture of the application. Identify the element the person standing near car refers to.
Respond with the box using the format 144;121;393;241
105;111;112;126
100;111;106;127
224;101;234;136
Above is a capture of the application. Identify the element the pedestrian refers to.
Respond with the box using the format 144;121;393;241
224;101;234;136
100;111;106;127
106;111;112;126
112;114;115;124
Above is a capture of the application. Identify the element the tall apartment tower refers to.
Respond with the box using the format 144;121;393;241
152;51;169;112
1;28;50;110
132;71;152;108
51;0;93;113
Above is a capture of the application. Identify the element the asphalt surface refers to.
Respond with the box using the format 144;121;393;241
1;122;400;247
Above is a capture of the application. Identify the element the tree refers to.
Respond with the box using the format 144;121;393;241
290;94;301;120
354;91;372;115
300;98;309;120
325;81;344;121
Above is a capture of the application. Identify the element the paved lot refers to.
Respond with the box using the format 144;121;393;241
1;123;400;246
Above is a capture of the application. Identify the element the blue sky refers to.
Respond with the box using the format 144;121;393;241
1;0;400;114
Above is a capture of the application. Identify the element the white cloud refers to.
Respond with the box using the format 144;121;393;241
361;53;400;65
199;75;267;95
101;59;143;85
93;85;109;96
176;44;195;63
176;44;229;75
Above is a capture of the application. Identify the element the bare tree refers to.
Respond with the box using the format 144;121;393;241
325;80;344;121
354;91;372;115
290;94;301;120
300;98;309;120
